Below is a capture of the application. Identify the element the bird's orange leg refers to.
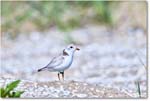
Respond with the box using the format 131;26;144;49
60;72;64;81
62;72;64;81
58;73;60;81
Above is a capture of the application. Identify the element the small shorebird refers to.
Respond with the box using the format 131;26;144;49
37;44;80;81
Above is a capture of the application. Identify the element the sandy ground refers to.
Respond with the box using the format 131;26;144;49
1;26;147;98
0;77;139;98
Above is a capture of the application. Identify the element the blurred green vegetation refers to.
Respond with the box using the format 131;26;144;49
1;1;147;38
1;1;114;37
0;80;24;98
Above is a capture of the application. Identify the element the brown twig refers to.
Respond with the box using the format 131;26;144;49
135;51;146;70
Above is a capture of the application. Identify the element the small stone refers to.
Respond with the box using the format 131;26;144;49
83;83;88;86
44;85;48;88
96;89;101;93
63;90;70;96
60;85;64;91
42;91;48;96
75;83;79;86
90;87;94;91
76;93;87;98
39;87;44;91
68;87;72;90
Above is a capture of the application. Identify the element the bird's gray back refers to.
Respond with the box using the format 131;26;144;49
45;55;64;70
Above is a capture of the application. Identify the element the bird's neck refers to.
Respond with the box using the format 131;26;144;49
70;52;74;58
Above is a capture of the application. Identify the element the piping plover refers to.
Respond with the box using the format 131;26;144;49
37;44;80;81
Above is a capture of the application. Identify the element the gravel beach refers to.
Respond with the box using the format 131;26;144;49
1;26;147;98
0;77;137;98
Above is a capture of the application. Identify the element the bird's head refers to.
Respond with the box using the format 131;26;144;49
63;44;80;56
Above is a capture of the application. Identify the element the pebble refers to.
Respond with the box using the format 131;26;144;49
90;87;94;91
38;87;44;91
44;85;48;88
96;89;101;93
63;90;70;96
76;93;88;98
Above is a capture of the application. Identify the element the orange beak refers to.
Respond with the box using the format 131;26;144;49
76;47;80;51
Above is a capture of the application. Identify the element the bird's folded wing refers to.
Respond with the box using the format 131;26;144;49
45;55;64;69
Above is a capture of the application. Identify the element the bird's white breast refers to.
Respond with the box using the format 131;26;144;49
55;55;73;71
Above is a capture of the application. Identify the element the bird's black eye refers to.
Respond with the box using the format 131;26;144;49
70;46;73;48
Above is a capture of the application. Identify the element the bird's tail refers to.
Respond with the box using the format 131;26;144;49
37;67;47;72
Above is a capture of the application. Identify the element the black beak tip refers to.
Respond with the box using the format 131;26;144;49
76;48;80;51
